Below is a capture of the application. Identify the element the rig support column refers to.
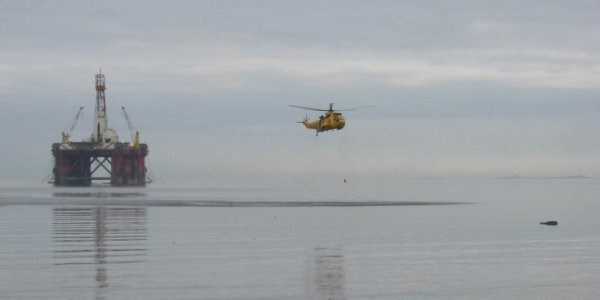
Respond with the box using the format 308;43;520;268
110;144;148;186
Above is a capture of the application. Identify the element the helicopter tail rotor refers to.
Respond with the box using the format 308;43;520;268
296;114;309;123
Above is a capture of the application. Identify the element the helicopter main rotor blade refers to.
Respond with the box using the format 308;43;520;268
335;105;375;111
288;105;330;112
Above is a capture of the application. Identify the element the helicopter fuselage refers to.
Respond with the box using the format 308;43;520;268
301;111;345;135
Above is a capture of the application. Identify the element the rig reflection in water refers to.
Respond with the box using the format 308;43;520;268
52;207;147;288
305;246;346;299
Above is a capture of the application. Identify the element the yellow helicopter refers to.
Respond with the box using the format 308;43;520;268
289;103;370;136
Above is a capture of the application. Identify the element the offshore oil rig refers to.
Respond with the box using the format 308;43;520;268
50;72;149;187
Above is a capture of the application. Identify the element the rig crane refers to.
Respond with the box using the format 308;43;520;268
61;107;84;144
121;106;140;148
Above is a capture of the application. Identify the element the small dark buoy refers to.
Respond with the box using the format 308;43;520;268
540;221;558;226
343;178;347;183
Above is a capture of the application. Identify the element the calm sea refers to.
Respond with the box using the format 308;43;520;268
1;179;599;299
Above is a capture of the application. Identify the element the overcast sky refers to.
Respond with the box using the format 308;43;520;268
1;0;600;185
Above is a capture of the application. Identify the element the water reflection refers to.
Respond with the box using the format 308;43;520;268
53;191;146;198
305;246;346;300
52;207;147;289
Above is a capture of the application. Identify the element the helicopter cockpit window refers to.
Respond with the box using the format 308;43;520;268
335;115;344;121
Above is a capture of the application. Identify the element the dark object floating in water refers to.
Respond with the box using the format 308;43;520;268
540;221;558;226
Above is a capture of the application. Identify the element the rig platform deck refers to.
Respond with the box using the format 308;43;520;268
52;142;148;187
